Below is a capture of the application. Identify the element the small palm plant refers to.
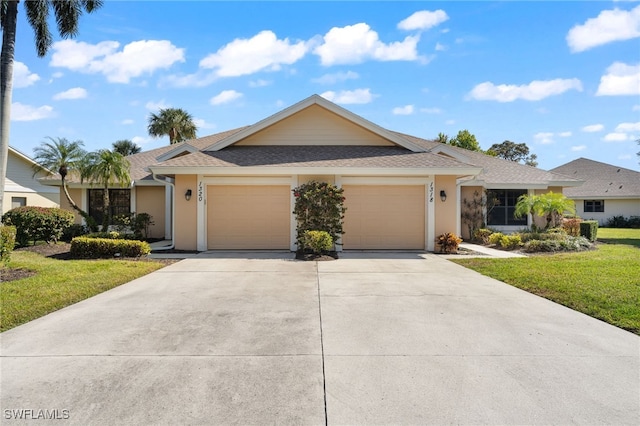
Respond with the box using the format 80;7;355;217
514;192;576;229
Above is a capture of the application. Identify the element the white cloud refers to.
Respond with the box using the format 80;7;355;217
469;78;583;102
145;100;170;111
615;121;640;132
582;124;604;132
314;23;420;66
121;119;134;125
618;154;632;160
50;39;185;83
193;118;216;129
445;119;455;125
162;71;217;88
320;88;375;104
13;62;40;88
11;102;54;121
210;89;243;105
633;104;640;111
571;145;587;151
398;10;449;31
420;107;442;114
567;5;640;52
596;62;640;95
534;132;556;145
603;132;632;141
200;31;307;77
249;79;272;88
53;87;87;100
312;71;359;85
435;42;447;51
392;105;414;115
558;131;572;137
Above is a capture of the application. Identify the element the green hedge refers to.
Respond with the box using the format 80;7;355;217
70;237;151;259
0;225;17;265
580;220;598;242
2;206;74;246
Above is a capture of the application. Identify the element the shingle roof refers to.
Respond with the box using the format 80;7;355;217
397;132;580;186
155;145;476;169
550;158;640;198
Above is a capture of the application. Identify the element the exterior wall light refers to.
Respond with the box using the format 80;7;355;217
185;189;192;201
440;190;447;202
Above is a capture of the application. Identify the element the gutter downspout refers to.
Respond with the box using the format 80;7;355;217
151;172;175;250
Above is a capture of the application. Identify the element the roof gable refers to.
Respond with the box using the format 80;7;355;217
205;94;426;152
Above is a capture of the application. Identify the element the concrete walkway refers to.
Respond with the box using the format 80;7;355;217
1;253;638;424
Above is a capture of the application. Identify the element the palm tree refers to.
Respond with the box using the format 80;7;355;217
514;192;576;229
32;137;93;224
112;139;141;156
147;108;198;145
81;150;131;231
0;0;103;211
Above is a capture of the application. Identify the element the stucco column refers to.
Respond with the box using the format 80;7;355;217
196;175;206;251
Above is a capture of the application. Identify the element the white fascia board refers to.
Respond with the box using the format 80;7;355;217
148;165;483;177
155;144;199;162
204;94;426;153
566;195;640;200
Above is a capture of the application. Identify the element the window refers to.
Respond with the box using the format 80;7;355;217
487;189;527;226
88;189;131;224
11;197;26;209
584;200;604;213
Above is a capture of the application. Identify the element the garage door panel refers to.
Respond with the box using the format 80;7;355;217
207;185;290;249
343;185;425;250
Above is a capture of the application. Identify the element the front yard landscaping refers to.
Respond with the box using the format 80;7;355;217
451;228;640;335
1;245;166;332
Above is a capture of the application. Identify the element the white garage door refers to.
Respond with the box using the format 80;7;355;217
207;185;291;249
342;185;425;250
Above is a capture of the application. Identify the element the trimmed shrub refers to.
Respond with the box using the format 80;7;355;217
472;228;493;244
1;207;74;246
85;231;138;240
562;218;582;237
580;220;598;242
499;234;522;250
523;236;591;253
302;230;333;254
70;237;151;259
1;225;17;265
605;215;640;229
437;232;462;253
488;232;504;246
62;224;88;242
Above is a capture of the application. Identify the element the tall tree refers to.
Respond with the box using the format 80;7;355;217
487;140;538;167
81;149;130;231
147;108;198;145
32;136;93;225
448;129;482;152
0;0;103;213
112;139;141;156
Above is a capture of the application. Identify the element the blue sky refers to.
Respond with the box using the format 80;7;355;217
8;1;640;171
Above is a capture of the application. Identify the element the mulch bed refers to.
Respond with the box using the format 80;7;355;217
295;250;339;261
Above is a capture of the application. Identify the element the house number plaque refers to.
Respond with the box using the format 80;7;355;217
429;182;434;203
198;181;203;202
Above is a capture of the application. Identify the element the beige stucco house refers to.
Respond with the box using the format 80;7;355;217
47;95;581;251
2;146;60;215
551;158;640;225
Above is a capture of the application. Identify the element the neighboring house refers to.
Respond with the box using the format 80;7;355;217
44;95;581;250
550;158;640;225
2;146;60;215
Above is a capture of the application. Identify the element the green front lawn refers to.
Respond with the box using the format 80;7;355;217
1;251;164;332
452;229;640;334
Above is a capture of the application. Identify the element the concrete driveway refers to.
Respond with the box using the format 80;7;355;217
1;252;638;425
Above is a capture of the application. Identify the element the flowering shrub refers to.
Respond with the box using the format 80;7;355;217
2;207;74;246
293;181;346;250
437;232;462;253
